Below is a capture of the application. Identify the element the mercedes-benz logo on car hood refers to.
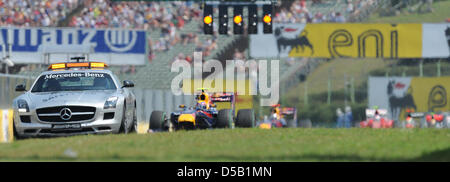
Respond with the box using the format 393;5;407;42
60;108;72;121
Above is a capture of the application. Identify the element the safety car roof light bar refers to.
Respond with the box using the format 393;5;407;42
48;62;108;71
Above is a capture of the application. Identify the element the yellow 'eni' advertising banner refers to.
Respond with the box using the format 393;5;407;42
251;23;449;58
288;24;422;58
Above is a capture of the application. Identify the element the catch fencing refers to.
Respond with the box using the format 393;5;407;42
0;74;34;109
132;89;194;123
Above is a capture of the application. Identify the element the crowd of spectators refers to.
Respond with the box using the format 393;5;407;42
0;0;80;27
70;0;201;29
68;0;205;65
170;34;217;65
0;0;384;75
1;0;363;68
388;0;434;14
273;0;377;23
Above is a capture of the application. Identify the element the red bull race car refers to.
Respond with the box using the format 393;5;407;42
257;104;297;129
148;89;255;131
360;109;394;128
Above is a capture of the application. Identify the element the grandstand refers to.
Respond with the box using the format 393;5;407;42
9;1;240;89
117;0;374;90
6;0;382;91
0;0;82;27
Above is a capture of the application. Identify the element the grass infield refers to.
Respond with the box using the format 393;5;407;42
0;128;449;161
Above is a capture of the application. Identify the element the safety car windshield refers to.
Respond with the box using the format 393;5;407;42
31;72;117;92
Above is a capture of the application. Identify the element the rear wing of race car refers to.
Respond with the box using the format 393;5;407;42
210;92;235;102
366;109;388;117
210;92;236;115
281;107;297;121
409;112;425;118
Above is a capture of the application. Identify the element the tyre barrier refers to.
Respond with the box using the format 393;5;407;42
0;109;14;143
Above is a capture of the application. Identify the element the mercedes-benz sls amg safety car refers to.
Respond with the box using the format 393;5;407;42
12;57;137;138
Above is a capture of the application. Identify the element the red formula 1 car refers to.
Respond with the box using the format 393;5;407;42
402;111;424;128
360;109;394;128
425;112;446;128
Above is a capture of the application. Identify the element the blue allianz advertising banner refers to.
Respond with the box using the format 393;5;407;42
0;27;146;65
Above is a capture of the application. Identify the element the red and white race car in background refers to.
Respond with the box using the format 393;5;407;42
406;112;448;128
360;109;394;128
424;113;447;128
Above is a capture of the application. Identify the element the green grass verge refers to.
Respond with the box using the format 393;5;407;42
1;128;449;161
368;0;450;23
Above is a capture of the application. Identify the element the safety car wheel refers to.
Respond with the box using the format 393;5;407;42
119;105;129;134
129;106;138;133
235;109;255;128
13;120;24;140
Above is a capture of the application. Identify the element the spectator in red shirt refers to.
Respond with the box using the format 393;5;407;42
177;16;184;29
300;0;306;8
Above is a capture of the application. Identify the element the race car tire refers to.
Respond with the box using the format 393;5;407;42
150;111;166;131
235;109;255;128
217;109;233;128
170;113;178;130
299;119;312;128
287;119;297;128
